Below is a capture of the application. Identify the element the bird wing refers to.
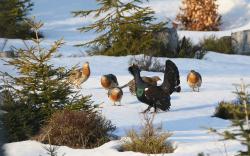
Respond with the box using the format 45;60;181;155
71;68;81;75
144;86;171;111
196;72;202;82
160;60;181;94
144;87;163;100
142;77;155;85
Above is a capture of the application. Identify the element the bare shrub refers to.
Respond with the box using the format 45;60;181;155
35;110;116;149
177;36;203;58
129;55;165;72
122;113;175;154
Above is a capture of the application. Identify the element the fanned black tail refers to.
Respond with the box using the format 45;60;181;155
161;60;181;94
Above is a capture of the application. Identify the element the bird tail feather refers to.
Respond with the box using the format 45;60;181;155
161;60;181;94
120;83;129;89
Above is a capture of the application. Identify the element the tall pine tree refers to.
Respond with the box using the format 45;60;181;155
73;0;166;56
177;0;221;31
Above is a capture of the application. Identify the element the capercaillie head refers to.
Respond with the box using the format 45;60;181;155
128;64;141;76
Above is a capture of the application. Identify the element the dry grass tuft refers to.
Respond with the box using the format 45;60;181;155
122;113;175;154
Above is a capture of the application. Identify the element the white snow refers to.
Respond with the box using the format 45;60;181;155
1;0;250;155
1;52;250;156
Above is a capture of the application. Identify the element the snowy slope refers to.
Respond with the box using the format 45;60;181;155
26;0;250;45
2;52;250;156
1;0;250;55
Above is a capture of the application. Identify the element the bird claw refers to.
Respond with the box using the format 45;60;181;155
140;109;150;114
114;104;122;106
151;109;159;114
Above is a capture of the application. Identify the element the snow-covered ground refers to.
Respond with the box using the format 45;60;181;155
1;0;250;155
1;52;250;156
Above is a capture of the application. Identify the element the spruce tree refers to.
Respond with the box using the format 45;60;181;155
0;0;36;39
210;80;250;156
73;0;166;56
1;20;93;141
233;80;250;127
177;0;221;31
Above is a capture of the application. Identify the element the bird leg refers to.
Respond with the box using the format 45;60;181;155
153;106;159;113
149;105;158;114
141;106;151;113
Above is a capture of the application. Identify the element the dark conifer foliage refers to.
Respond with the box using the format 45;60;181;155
0;20;93;141
73;0;166;56
0;0;41;39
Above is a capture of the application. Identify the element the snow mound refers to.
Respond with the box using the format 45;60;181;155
204;51;250;65
2;0;250;55
2;52;250;156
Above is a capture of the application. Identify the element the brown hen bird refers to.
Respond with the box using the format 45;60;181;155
68;62;90;88
187;70;202;92
108;87;123;106
101;74;119;90
121;76;161;95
